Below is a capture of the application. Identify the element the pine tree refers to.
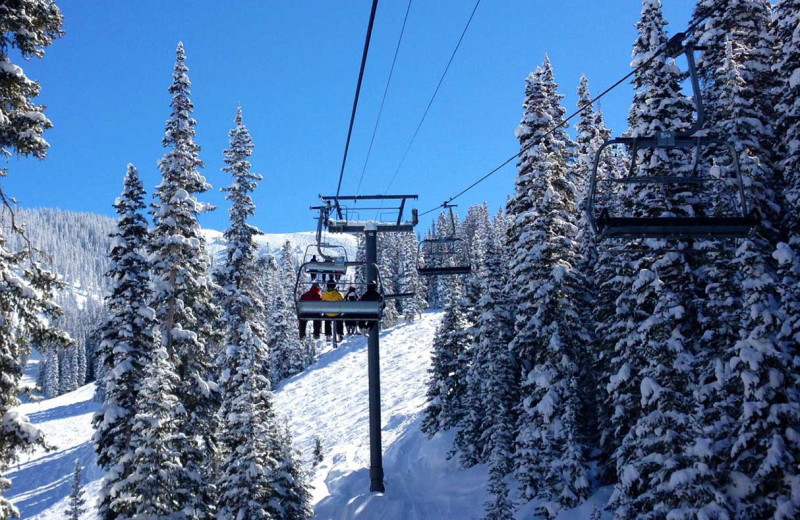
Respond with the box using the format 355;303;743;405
401;232;427;322
279;240;298;298
312;436;324;467
693;3;799;518
58;347;74;394
470;221;519;516
93;164;160;520
484;452;514;520
0;2;65;516
421;276;470;435
270;281;306;384
215;107;311;519
149;42;221;518
267;421;313;520
128;345;192;520
609;2;706;518
454;217;515;468
43;347;59;399
574;75;628;487
65;459;86;520
773;0;800;395
689;41;752;520
76;333;87;387
505;56;589;517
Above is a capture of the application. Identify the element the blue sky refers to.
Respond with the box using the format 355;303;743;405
6;0;694;233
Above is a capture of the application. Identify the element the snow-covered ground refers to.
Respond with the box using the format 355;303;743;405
7;311;611;519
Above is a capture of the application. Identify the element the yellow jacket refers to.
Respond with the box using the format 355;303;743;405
321;289;344;316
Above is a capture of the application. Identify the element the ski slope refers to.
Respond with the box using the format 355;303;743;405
7;311;610;519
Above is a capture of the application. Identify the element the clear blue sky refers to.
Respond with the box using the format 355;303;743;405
6;0;695;233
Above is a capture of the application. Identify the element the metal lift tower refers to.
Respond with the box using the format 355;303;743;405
316;194;418;493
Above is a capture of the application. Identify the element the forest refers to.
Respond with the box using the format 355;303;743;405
1;1;798;520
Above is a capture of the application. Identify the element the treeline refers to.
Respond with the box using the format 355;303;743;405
1;208;113;397
423;1;800;519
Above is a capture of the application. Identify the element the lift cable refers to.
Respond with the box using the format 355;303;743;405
355;0;414;198
383;0;482;195
334;0;380;202
417;0;727;218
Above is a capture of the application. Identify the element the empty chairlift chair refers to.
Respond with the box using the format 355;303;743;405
303;243;349;279
417;204;471;276
585;36;759;242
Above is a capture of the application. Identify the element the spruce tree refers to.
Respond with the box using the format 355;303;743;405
266;421;313;520
773;0;800;395
149;42;221;518
93;164;160;520
609;2;705;518
505;56;589;517
128;345;191;519
694;3;799;517
65;460;86;520
454;216;515;468
215;107;311;519
42;347;59;399
421;276;470;435
401;232;427;322
270;281;306;384
58;347;74;395
0;2;65;516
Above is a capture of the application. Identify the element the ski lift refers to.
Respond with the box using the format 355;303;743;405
585;35;759;242
417;204;471;276
303;244;348;278
295;262;385;322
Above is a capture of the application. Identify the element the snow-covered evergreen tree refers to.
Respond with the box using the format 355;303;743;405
266;421;313;520
401;232;427;322
0;2;65;516
93;164;160;520
58;347;74;394
453;213;515;468
421;276;470;435
609;2;706;518
691;3;799;518
65;460;85;520
128;344;191;519
773;0;800;399
42;348;59;399
148;42;221;518
312;436;324;467
465;219;519;516
505;56;589;517
215;107;311;519
270;282;306;384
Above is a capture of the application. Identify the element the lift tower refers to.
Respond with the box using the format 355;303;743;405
313;194;418;493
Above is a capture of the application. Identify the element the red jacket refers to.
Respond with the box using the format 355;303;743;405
301;285;323;301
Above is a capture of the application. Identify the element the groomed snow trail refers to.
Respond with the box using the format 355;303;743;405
276;311;478;519
6;383;101;519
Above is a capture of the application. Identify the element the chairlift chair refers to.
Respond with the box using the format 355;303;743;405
417;204;471;276
303;244;349;278
585;35;760;242
295;262;386;322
